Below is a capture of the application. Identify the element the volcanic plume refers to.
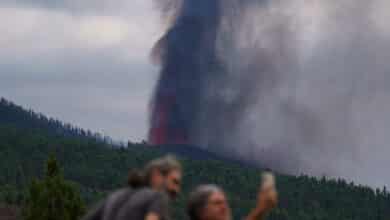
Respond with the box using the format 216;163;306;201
149;0;390;187
149;0;222;145
149;0;287;147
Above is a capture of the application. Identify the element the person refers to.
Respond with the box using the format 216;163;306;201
82;155;182;220
187;177;277;220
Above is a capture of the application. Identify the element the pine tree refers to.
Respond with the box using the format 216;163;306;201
23;156;85;220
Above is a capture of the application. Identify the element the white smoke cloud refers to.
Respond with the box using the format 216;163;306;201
223;0;390;188
153;0;390;187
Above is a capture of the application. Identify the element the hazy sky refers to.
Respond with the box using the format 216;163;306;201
0;0;163;141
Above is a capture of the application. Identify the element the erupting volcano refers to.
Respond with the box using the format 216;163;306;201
148;0;390;189
149;0;221;145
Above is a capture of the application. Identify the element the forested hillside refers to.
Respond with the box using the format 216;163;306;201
0;98;115;144
0;98;389;220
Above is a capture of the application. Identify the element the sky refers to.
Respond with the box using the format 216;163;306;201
0;0;163;141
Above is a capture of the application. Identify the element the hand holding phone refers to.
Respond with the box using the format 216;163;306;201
246;172;278;220
258;172;278;211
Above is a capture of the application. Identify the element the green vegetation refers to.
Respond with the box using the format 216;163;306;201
0;97;390;220
23;156;85;220
0;98;115;144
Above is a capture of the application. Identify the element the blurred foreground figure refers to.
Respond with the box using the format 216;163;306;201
187;173;277;220
82;155;182;220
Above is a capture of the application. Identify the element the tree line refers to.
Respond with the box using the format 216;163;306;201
0;97;389;220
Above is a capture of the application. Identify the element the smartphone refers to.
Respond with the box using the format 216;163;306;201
261;172;276;190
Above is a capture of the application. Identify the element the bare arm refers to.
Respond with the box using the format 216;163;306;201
245;183;278;220
245;203;269;220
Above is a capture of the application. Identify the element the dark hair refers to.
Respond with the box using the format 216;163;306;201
127;168;146;188
187;185;223;220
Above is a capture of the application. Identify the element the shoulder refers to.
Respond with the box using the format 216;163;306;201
132;188;170;206
107;188;133;202
103;188;134;219
111;188;133;196
134;188;166;198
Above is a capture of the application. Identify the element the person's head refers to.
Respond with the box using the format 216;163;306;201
187;185;232;220
144;155;182;198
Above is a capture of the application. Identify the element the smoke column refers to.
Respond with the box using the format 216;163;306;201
149;0;222;145
149;0;390;187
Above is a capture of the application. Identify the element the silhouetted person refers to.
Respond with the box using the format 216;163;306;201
82;155;182;220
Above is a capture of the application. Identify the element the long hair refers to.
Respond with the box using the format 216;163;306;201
187;185;224;220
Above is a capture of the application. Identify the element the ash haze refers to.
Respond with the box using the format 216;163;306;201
154;0;390;188
0;0;389;188
239;0;390;188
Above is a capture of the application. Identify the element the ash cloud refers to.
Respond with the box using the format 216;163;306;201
151;0;390;187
